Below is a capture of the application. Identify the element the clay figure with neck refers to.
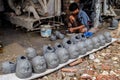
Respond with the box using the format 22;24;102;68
31;56;46;73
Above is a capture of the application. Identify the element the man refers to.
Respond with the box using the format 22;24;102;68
68;2;90;33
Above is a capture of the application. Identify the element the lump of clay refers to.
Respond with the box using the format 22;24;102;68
76;41;87;55
103;32;112;43
92;37;101;49
55;31;65;39
54;42;63;50
67;44;80;59
71;34;80;44
31;56;46;73
50;34;57;41
25;47;37;60
16;56;32;79
55;47;70;64
44;52;59;69
62;38;73;49
85;39;93;51
98;35;106;46
2;61;16;74
43;44;55;54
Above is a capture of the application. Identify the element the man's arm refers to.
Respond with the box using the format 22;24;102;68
69;25;85;32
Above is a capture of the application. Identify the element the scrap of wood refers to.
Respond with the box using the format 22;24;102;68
69;58;83;67
61;68;78;72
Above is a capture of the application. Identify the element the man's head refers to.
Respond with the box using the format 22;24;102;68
69;2;79;14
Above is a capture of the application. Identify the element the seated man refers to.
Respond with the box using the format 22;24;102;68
68;2;90;33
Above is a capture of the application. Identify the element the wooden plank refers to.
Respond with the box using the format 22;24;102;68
0;38;117;80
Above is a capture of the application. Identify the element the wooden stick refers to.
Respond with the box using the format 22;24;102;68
61;68;78;72
69;59;83;66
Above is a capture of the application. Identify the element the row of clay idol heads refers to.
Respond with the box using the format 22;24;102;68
1;32;112;79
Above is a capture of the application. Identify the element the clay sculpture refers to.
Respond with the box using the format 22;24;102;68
16;56;32;79
76;41;87;55
67;44;80;59
2;61;16;74
31;56;47;73
92;37;101;49
54;42;63;50
55;31;65;39
71;34;80;44
98;35;106;46
78;33;86;41
43;44;55;54
50;34;57;41
103;32;112;43
85;39;94;51
44;52;59;69
62;38;73;49
26;47;37;60
55;47;70;64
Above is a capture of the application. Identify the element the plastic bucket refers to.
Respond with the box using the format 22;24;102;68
40;25;52;37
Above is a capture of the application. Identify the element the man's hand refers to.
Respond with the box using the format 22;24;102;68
69;28;74;33
68;25;86;33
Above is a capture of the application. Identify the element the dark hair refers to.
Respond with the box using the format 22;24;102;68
69;2;79;11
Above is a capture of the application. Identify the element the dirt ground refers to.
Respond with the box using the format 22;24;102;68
0;21;120;79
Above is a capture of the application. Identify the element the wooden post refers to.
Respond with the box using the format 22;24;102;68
93;0;101;28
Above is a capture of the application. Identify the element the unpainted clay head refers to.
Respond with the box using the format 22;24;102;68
55;48;70;63
58;33;65;39
62;38;73;49
103;32;112;43
55;31;64;39
92;37;101;49
31;56;46;73
67;44;80;59
43;44;55;54
50;34;57;41
2;61;16;74
85;39;93;51
16;56;32;79
54;42;63;50
79;33;86;41
44;52;59;69
77;41;87;55
26;47;37;60
71;34;80;44
98;35;106;46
